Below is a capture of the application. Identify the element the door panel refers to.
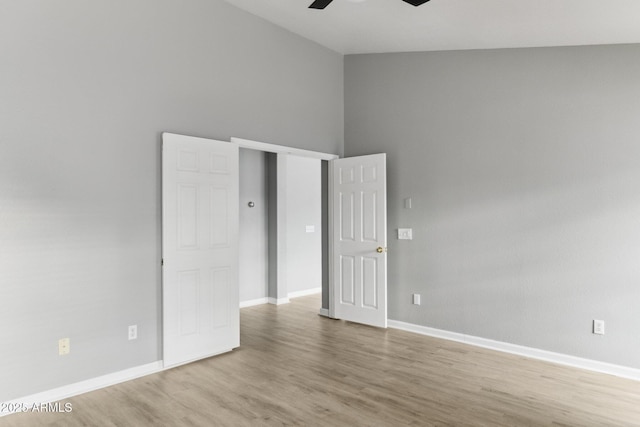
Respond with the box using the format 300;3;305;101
163;133;239;368
331;154;387;328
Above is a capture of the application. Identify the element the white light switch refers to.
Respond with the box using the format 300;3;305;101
404;197;412;209
305;225;315;233
398;228;413;240
593;319;605;335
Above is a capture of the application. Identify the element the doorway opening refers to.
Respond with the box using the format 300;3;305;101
238;148;329;315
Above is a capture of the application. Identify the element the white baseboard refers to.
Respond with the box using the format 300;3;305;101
388;320;640;382
318;308;330;317
241;289;321;309
239;297;269;308
1;361;163;417
288;287;321;299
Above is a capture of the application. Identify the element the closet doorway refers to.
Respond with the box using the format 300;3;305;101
237;138;334;313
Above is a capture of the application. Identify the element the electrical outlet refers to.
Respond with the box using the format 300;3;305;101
58;338;70;356
128;325;138;340
593;319;605;335
412;293;421;305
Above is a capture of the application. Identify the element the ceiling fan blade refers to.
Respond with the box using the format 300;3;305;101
402;0;431;5
309;0;334;9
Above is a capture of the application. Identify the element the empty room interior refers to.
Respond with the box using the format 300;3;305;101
2;0;640;425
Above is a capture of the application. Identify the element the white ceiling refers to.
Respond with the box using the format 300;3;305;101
222;0;640;54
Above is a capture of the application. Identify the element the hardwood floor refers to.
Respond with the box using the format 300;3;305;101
3;294;640;426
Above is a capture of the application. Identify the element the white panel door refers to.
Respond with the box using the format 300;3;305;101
162;133;239;368
331;154;387;328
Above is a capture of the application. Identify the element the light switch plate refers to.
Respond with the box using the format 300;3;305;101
593;319;605;335
398;228;413;240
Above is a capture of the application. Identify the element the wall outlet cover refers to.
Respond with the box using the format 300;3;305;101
398;228;413;240
58;338;70;356
128;325;138;340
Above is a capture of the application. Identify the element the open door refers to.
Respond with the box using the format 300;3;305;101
162;133;239;368
330;153;387;328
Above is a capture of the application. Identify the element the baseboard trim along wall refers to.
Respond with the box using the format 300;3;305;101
388;320;640;382
241;288;321;308
287;287;321;299
318;308;330;317
239;297;269;308
0;361;164;417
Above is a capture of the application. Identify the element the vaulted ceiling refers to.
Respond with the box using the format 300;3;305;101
222;0;640;54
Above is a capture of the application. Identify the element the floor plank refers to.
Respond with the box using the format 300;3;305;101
2;295;640;426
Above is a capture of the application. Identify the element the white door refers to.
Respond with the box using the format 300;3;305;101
162;133;239;368
331;153;387;328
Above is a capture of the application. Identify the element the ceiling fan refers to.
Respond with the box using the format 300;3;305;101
309;0;430;9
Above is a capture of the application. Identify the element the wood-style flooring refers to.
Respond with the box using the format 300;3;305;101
2;295;640;426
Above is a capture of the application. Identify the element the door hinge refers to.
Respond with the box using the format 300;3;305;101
161;258;164;266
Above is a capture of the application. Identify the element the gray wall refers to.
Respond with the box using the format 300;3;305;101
239;149;269;303
345;44;640;369
284;156;322;294
0;0;343;401
321;161;329;310
267;153;279;301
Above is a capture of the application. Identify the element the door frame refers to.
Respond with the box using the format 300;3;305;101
230;137;338;162
230;137;337;314
327;159;335;319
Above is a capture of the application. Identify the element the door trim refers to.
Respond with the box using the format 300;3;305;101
328;159;336;319
230;137;338;161
230;137;336;315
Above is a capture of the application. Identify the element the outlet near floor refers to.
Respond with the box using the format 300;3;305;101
128;325;138;340
58;338;70;356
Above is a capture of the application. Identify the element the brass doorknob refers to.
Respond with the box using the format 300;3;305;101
377;247;384;253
